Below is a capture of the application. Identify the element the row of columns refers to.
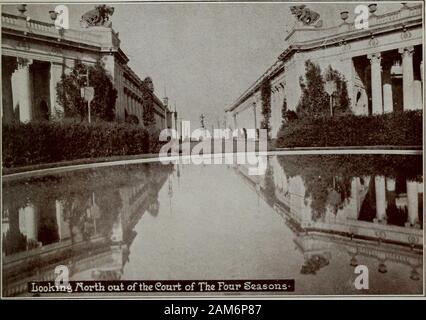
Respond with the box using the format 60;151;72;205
124;89;143;121
368;46;422;114
2;56;64;123
374;176;421;228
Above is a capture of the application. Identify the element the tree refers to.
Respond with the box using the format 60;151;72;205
142;77;156;130
56;62;86;120
56;59;117;122
296;60;351;118
280;96;298;129
296;60;328;117
260;78;272;139
323;66;351;115
89;60;117;121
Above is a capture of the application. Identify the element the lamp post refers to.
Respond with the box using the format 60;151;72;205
325;80;337;117
80;69;94;123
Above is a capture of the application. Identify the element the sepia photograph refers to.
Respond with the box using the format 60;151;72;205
0;0;424;301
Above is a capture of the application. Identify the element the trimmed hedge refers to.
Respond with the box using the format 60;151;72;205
2;120;162;168
276;111;422;148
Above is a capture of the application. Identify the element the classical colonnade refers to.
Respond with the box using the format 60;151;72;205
2;56;65;123
123;87;144;122
368;45;423;114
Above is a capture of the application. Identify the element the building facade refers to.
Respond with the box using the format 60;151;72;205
225;3;423;139
1;5;170;131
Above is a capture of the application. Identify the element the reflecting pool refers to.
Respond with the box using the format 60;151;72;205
2;154;423;296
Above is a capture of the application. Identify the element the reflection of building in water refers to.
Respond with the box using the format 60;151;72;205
233;156;423;282
2;164;172;296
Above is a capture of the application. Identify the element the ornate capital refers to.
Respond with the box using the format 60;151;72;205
17;57;33;69
398;46;414;58
367;52;381;65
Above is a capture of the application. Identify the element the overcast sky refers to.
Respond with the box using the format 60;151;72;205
2;1;404;126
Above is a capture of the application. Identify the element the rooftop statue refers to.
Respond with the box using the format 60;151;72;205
80;5;115;28
290;5;322;27
144;77;154;93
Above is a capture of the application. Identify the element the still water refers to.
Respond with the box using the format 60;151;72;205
2;154;423;296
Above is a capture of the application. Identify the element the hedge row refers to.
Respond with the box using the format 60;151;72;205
2;121;162;168
276;111;422;148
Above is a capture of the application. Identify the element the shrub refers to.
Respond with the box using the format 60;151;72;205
2;120;160;168
276;111;422;148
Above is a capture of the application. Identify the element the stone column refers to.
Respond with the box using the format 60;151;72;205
382;61;393;113
399;46;415;110
2;57;17;123
413;80;422;110
14;58;33;122
413;55;422;110
368;53;383;115
50;62;63;118
374;176;387;223
405;181;419;228
233;113;237;129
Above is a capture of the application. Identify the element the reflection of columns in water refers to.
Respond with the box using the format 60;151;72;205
55;200;70;240
405;181;420;228
111;212;123;243
377;252;387;273
386;177;396;209
368;53;383;115
374;176;387;223
348;177;361;220
386;177;396;191
18;205;37;241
